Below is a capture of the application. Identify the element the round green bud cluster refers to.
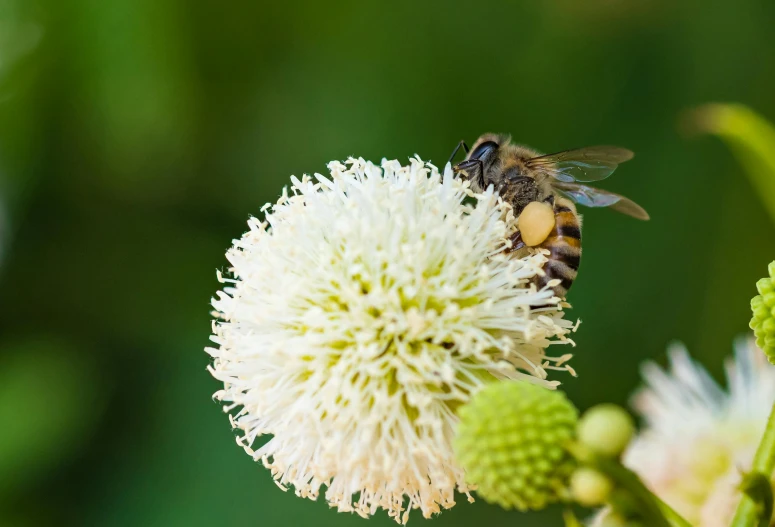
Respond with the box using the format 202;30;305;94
750;261;775;364
453;381;579;511
577;404;634;458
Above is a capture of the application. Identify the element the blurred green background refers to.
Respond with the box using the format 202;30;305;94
1;0;774;525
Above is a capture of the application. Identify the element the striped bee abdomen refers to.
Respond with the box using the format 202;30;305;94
533;199;582;298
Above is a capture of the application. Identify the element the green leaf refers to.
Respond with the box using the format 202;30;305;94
690;103;775;227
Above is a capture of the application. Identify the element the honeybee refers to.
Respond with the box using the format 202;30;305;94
450;133;649;298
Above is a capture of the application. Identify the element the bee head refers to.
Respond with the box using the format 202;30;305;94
453;134;503;184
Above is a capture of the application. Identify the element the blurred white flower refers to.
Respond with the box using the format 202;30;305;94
623;338;775;526
207;157;576;523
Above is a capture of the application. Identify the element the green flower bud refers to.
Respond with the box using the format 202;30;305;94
453;381;578;511
570;467;613;506
750;261;775;364
577;404;634;458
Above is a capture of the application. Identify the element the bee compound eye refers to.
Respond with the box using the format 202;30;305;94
469;141;498;161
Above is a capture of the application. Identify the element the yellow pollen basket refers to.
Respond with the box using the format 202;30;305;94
518;201;556;246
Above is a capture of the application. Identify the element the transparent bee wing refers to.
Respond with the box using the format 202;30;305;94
526;146;634;183
556;183;650;220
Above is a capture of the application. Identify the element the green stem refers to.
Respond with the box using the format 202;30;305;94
730;401;775;527
562;508;583;527
568;443;691;527
653;495;693;527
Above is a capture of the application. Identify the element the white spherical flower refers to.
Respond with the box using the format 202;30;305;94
207;157;577;523
622;337;775;527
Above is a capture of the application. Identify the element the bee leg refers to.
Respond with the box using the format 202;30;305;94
453;159;485;188
447;140;470;165
505;230;526;253
496;179;511;194
543;195;555;206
